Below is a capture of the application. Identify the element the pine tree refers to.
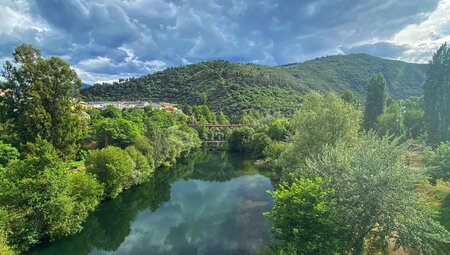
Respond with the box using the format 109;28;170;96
423;43;450;144
363;73;387;131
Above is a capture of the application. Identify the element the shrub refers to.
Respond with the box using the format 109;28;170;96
86;146;133;199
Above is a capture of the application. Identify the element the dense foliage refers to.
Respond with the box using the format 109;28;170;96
0;139;104;250
81;54;426;120
0;45;201;253
423;43;450;145
278;92;360;176
0;44;83;159
265;75;450;254
363;73;387;131
424;142;450;182
264;177;343;254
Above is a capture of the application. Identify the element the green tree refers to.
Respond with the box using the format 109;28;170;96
1;44;83;158
217;111;230;124
249;133;272;158
423;43;450;144
0;142;19;166
101;105;122;119
278;92;360;176
227;127;255;152
66;171;104;222
267;118;289;141
0;139;97;250
363;73;387;131
423;142;450;182
292;134;450;254
94;118;142;148
375;101;405;137
340;89;360;108
126;146;152;186
0;231;15;255
86;146;133;199
402;97;425;139
265;177;343;255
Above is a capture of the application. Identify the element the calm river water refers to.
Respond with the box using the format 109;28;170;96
28;151;274;255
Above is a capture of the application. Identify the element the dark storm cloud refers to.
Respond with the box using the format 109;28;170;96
0;0;444;83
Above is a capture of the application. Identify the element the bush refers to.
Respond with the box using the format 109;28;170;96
86;146;133;199
264;177;343;255
424;142;450;182
228;127;255;152
0;142;19;167
0;139;93;250
67;171;104;220
126;146;152;186
267;118;289;141
94;118;142;148
250;133;272;158
279;92;360;175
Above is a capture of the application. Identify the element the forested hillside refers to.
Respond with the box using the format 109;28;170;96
81;54;427;119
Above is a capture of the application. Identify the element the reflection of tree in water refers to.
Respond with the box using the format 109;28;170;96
28;151;273;255
28;169;173;255
189;151;261;182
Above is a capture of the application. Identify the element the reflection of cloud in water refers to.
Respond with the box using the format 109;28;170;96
94;175;273;255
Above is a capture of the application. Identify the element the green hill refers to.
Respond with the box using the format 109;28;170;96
81;54;427;119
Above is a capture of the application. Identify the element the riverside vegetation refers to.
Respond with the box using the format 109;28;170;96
0;43;450;254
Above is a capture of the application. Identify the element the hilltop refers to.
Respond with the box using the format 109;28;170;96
81;54;427;119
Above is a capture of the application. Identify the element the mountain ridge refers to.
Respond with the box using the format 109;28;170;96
81;53;428;119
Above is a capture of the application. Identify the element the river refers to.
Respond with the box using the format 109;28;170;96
28;151;274;255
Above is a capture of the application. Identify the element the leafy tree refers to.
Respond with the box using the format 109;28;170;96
101;105;122;119
125;146;152;186
86;146;133;199
0;139;96;250
278;92;360;175
363;73;387;131
249;133;272;158
192;105;216;123
66;171;103;221
375;101;405;137
218;111;230;124
291;134;450;254
263;141;286;165
341;89;360;108
133;136;155;164
1;44;83;158
423;43;450;144
402;97;425;139
267;118;289;141
227;127;255;152
94;118;142;148
423;142;450;182
0;142;19;166
0;230;14;255
264;177;343;255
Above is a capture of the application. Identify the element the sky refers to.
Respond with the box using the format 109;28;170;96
1;0;450;84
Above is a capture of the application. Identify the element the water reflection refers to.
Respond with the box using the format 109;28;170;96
28;151;274;255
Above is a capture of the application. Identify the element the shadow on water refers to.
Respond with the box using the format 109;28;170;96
28;150;274;255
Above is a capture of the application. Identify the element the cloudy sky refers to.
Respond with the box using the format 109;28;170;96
1;0;450;84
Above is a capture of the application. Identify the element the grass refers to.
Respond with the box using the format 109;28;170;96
419;180;450;252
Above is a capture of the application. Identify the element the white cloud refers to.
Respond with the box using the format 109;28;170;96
391;0;450;62
0;3;47;33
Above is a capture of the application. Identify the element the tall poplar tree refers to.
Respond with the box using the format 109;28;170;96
423;43;450;145
363;73;387;131
1;44;83;158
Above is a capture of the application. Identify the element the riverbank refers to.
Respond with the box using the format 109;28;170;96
27;151;274;255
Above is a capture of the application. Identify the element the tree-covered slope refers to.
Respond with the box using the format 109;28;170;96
279;53;427;98
81;54;427;118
